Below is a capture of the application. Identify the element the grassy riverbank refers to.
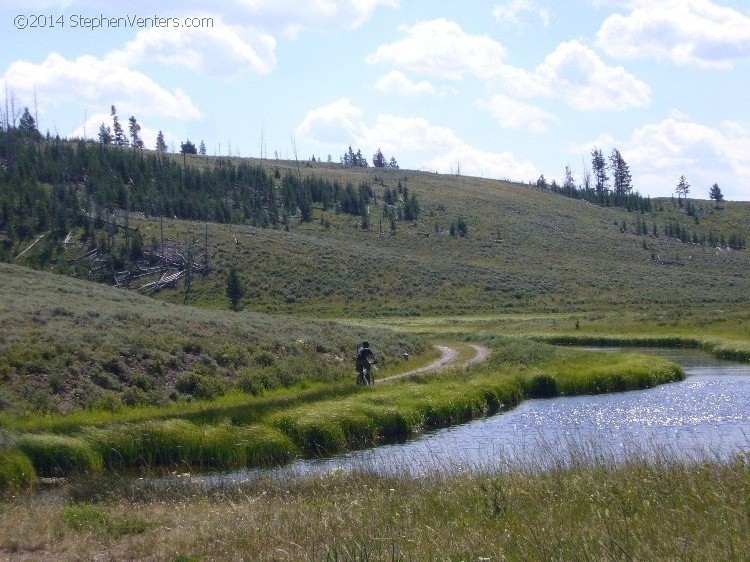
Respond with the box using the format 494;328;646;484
1;448;747;560
0;339;684;483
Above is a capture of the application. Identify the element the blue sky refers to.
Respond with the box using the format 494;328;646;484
2;0;750;200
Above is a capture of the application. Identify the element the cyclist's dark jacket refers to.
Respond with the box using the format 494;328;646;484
356;347;374;366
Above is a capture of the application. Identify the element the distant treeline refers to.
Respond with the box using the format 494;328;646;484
0;127;383;262
534;171;655;213
532;157;746;251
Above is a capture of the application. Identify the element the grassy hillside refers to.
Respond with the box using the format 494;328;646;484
0;262;425;415
5;142;747;317
120;160;750;316
3;150;749;414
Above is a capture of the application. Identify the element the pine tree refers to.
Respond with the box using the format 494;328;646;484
128;116;143;149
111;106;128;147
563;165;576;195
98;123;112;145
18;107;37;135
155;130;167;152
356;148;367;167
676;175;690;201
709;182;723;208
299;190;313;222
180;140;197;154
372;148;386;168
591;148;608;195
226;267;245;311
344;146;355;167
450;216;468;237
403;193;420;221
609;148;632;203
199;140;207;155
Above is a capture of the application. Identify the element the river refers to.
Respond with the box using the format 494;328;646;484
197;348;750;483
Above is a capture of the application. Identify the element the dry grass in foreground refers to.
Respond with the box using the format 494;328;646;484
1;448;747;561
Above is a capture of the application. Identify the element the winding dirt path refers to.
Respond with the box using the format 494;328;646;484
379;343;491;383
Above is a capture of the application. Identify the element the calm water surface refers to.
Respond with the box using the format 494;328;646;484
199;348;750;483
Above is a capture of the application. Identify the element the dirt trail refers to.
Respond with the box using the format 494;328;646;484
379;343;491;383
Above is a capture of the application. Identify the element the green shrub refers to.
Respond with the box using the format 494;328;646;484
122;386;149;407
215;344;248;367
102;359;125;378
237;367;286;395
90;369;119;390
129;372;156;391
16;433;103;476
0;448;36;489
0;387;15;411
253;351;276;367
238;372;264;395
175;373;226;399
48;372;66;393
88;391;122;412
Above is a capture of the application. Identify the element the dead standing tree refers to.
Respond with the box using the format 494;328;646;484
79;206;210;292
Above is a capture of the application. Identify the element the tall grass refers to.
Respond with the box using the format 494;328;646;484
0;448;36;489
15;433;103;477
82;420;295;470
1;446;746;560
526;352;684;397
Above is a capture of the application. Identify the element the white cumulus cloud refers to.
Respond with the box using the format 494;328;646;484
374;71;436;96
492;0;549;27
233;0;399;36
1;52;200;120
366;18;509;80
422;144;540;180
295;98;368;146
597;0;750;68
477;95;558;133
368;21;650;111
295;98;460;152
534;40;651;110
113;18;277;76
296;98;538;182
366;115;461;152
